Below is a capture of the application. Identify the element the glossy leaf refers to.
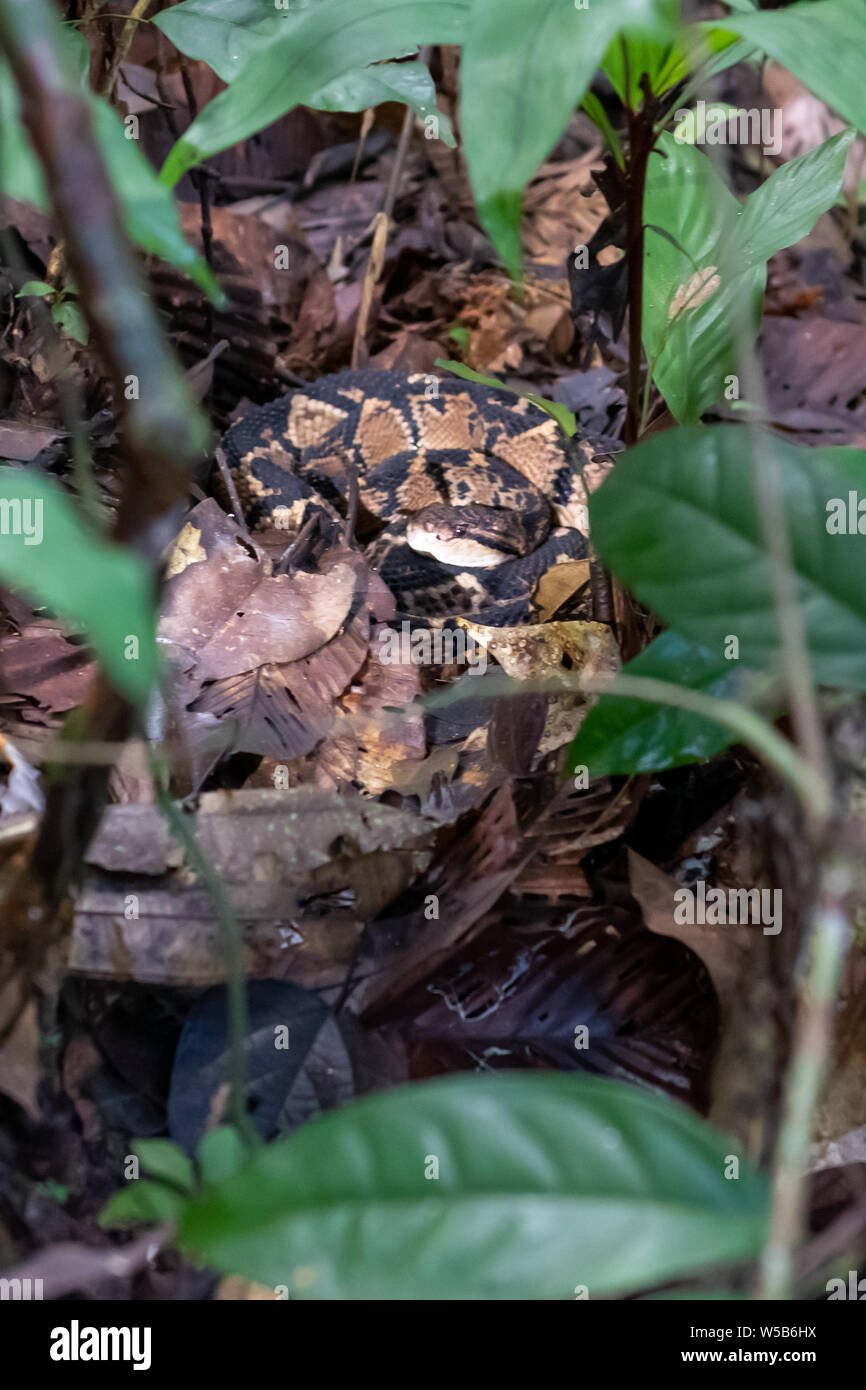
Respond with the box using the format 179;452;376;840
735;128;854;268
568;630;742;776
310;62;455;145
178;1072;768;1299
461;0;674;276
589;426;866;691
157;2;453;143
643;131;851;421
705;0;866;136
159;0;469;186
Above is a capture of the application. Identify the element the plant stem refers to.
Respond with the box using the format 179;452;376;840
758;856;852;1297
423;670;831;824
152;770;258;1152
623;98;653;446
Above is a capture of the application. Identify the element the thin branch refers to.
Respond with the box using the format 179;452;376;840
0;0;210;910
424;670;831;822
758;857;854;1296
97;0;152;99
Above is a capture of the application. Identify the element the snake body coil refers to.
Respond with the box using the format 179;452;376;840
221;369;610;626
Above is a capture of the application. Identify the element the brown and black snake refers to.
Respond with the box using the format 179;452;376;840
221;369;615;626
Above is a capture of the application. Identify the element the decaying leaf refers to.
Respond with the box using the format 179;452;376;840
627;849;752;1008
72;788;434;988
668;266;720;319
460;618;620;755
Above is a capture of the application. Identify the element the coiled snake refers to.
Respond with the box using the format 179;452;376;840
221;369;612;626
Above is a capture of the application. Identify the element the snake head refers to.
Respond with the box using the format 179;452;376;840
407;503;543;569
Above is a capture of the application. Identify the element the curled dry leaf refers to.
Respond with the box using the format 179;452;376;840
627;848;752;1010
161;501;384;762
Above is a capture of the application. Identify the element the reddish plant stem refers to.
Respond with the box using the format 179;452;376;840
623;102;654;448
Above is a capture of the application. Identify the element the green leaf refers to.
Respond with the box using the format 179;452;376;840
568;630;742;777
601;1;689;106
311;62;455;146
157;3;453;143
735;128;855;267
158;0;469;186
89;99;223;301
155;0;297;83
133;1140;196;1194
0;471;158;703
461;0;674;276
16;280;53;299
197;1128;247;1187
705;0;866;136
643;133;763;422
100;1181;187;1229
580;89;625;169
0;55;220;301
643;131;851;421
435;358;578;436
178;1073;768;1300
589;425;866;691
52;299;88;345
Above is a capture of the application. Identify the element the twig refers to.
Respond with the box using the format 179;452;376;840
98;0;152;99
424;669;831;823
214;446;251;540
381;45;430;224
0;0;209;911
0;1223;172;1299
351;209;389;368
152;768;258;1151
758;856;853;1296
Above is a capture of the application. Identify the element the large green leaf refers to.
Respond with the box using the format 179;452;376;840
589;426;866;691
0;34;219;299
643;131;852;421
460;0;674;277
643;134;763;421
705;0;866;136
178;1073;768;1299
601;0;689;106
155;0;300;83
735;128;854;267
0;471;158;703
310;62;454;145
568;630;742;776
159;0;469;186
156;2;454;144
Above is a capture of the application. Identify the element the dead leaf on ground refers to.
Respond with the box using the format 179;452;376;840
460;618;620;755
627;849;752;1008
73;787;435;989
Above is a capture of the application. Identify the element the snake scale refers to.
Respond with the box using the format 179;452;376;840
221;369;613;626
